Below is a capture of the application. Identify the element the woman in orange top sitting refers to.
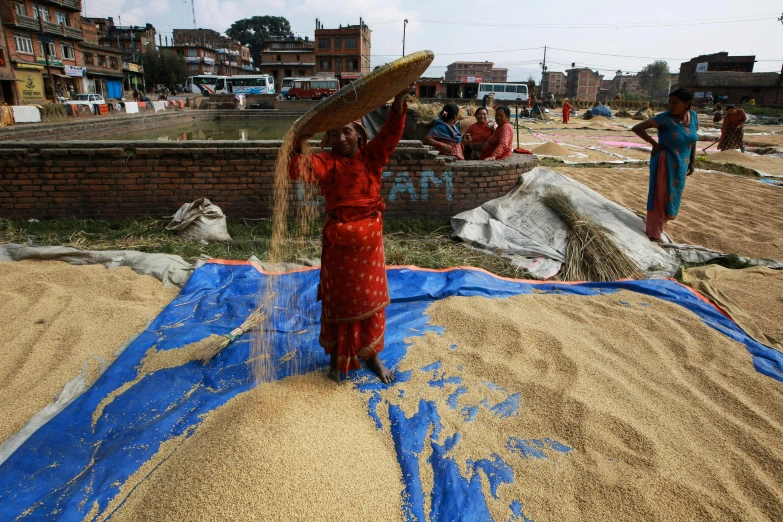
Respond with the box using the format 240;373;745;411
480;106;514;161
289;89;409;384
463;107;496;159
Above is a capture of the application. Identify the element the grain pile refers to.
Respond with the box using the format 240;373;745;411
376;290;783;521
709;269;783;343
0;261;177;444
589;115;610;122
705;149;783;175
557;167;783;262
104;375;404;521
531;142;573;157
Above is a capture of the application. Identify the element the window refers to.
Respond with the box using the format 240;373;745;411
320;58;331;69
346;59;358;71
14;35;34;54
110;57;118;68
38;38;56;56
516;85;527;94
189;64;199;71
33;6;50;22
318;38;330;49
98;55;107;67
56;12;68;25
295;55;299;61
275;55;281;61
479;84;491;92
345;38;357;49
60;44;74;59
272;43;280;49
298;69;305;76
187;49;197;57
493;84;505;92
505;85;516;93
334;58;341;71
104;42;111;47
83;53;93;65
14;3;25;16
333;38;341;49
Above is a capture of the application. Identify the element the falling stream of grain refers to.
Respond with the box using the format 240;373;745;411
250;128;322;385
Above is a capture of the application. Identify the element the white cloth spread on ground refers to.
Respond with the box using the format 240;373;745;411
124;102;139;114
152;101;166;113
11;105;41;123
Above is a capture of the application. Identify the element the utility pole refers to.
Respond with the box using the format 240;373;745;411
34;0;58;103
402;19;408;57
191;0;197;29
540;45;547;95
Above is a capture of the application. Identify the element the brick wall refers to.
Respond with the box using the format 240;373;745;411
0;141;537;219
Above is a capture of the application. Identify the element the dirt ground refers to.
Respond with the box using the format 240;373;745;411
557;167;783;262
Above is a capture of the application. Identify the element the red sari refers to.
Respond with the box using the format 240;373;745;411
289;104;406;374
479;122;513;160
562;102;573;124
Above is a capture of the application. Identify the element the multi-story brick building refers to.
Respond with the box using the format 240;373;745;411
172;28;252;77
1;0;85;102
260;35;315;85
0;19;17;103
541;71;567;97
565;67;603;102
490;68;508;83
79;17;123;98
314;18;371;85
679;52;755;78
81;17;152;92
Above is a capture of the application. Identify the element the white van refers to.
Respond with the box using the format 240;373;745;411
478;83;529;102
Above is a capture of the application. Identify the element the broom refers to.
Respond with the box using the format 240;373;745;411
541;189;643;282
193;307;268;363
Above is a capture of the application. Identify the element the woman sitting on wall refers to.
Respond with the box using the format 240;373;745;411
463;107;496;160
423;103;464;159
480;106;514;161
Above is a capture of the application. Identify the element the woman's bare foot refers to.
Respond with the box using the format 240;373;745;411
367;353;394;384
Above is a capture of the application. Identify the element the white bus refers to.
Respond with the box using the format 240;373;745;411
478;82;529;102
214;75;275;95
184;75;220;95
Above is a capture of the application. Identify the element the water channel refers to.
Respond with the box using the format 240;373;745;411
104;119;300;141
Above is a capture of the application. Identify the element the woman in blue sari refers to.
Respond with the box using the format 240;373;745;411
423;103;464;159
632;89;697;242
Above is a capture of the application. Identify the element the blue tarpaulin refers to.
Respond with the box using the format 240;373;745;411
1;261;781;521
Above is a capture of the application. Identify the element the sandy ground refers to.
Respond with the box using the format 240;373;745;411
375;290;783;521
557;167;783;262
0;261;178;444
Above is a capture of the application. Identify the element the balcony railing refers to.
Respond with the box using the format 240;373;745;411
11;14;83;40
42;0;82;10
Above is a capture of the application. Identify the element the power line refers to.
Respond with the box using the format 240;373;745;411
373;46;543;57
547;47;688;60
416;14;776;29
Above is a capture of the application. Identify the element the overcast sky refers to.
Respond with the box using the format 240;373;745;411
84;0;783;79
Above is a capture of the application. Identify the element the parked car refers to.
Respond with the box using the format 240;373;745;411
64;94;106;114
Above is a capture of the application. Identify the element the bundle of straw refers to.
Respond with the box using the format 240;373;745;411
194;307;267;362
541;190;643;282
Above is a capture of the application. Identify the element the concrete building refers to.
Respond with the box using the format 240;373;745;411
1;0;85;102
541;71;567;97
490;68;508;83
260;35;315;85
172;28;252;76
81;17;152;91
445;61;493;83
314;18;371;85
679;68;782;107
565;67;603;101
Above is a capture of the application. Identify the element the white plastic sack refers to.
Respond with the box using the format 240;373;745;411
166;198;231;242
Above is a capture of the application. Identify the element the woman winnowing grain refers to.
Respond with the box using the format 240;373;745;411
288;89;409;384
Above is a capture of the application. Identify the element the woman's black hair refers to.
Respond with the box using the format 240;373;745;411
474;106;488;116
441;103;460;121
495;105;511;118
726;105;736;110
668;88;693;104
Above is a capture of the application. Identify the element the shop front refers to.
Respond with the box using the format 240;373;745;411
84;71;124;99
122;62;145;93
338;73;361;87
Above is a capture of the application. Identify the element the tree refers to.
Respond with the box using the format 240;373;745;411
637;60;670;99
142;48;187;89
227;16;292;68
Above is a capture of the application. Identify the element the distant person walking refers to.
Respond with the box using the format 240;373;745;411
632;89;698;242
718;105;747;152
562;98;573;124
132;89;141;103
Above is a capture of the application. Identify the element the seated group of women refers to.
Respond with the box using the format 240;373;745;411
422;104;514;161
